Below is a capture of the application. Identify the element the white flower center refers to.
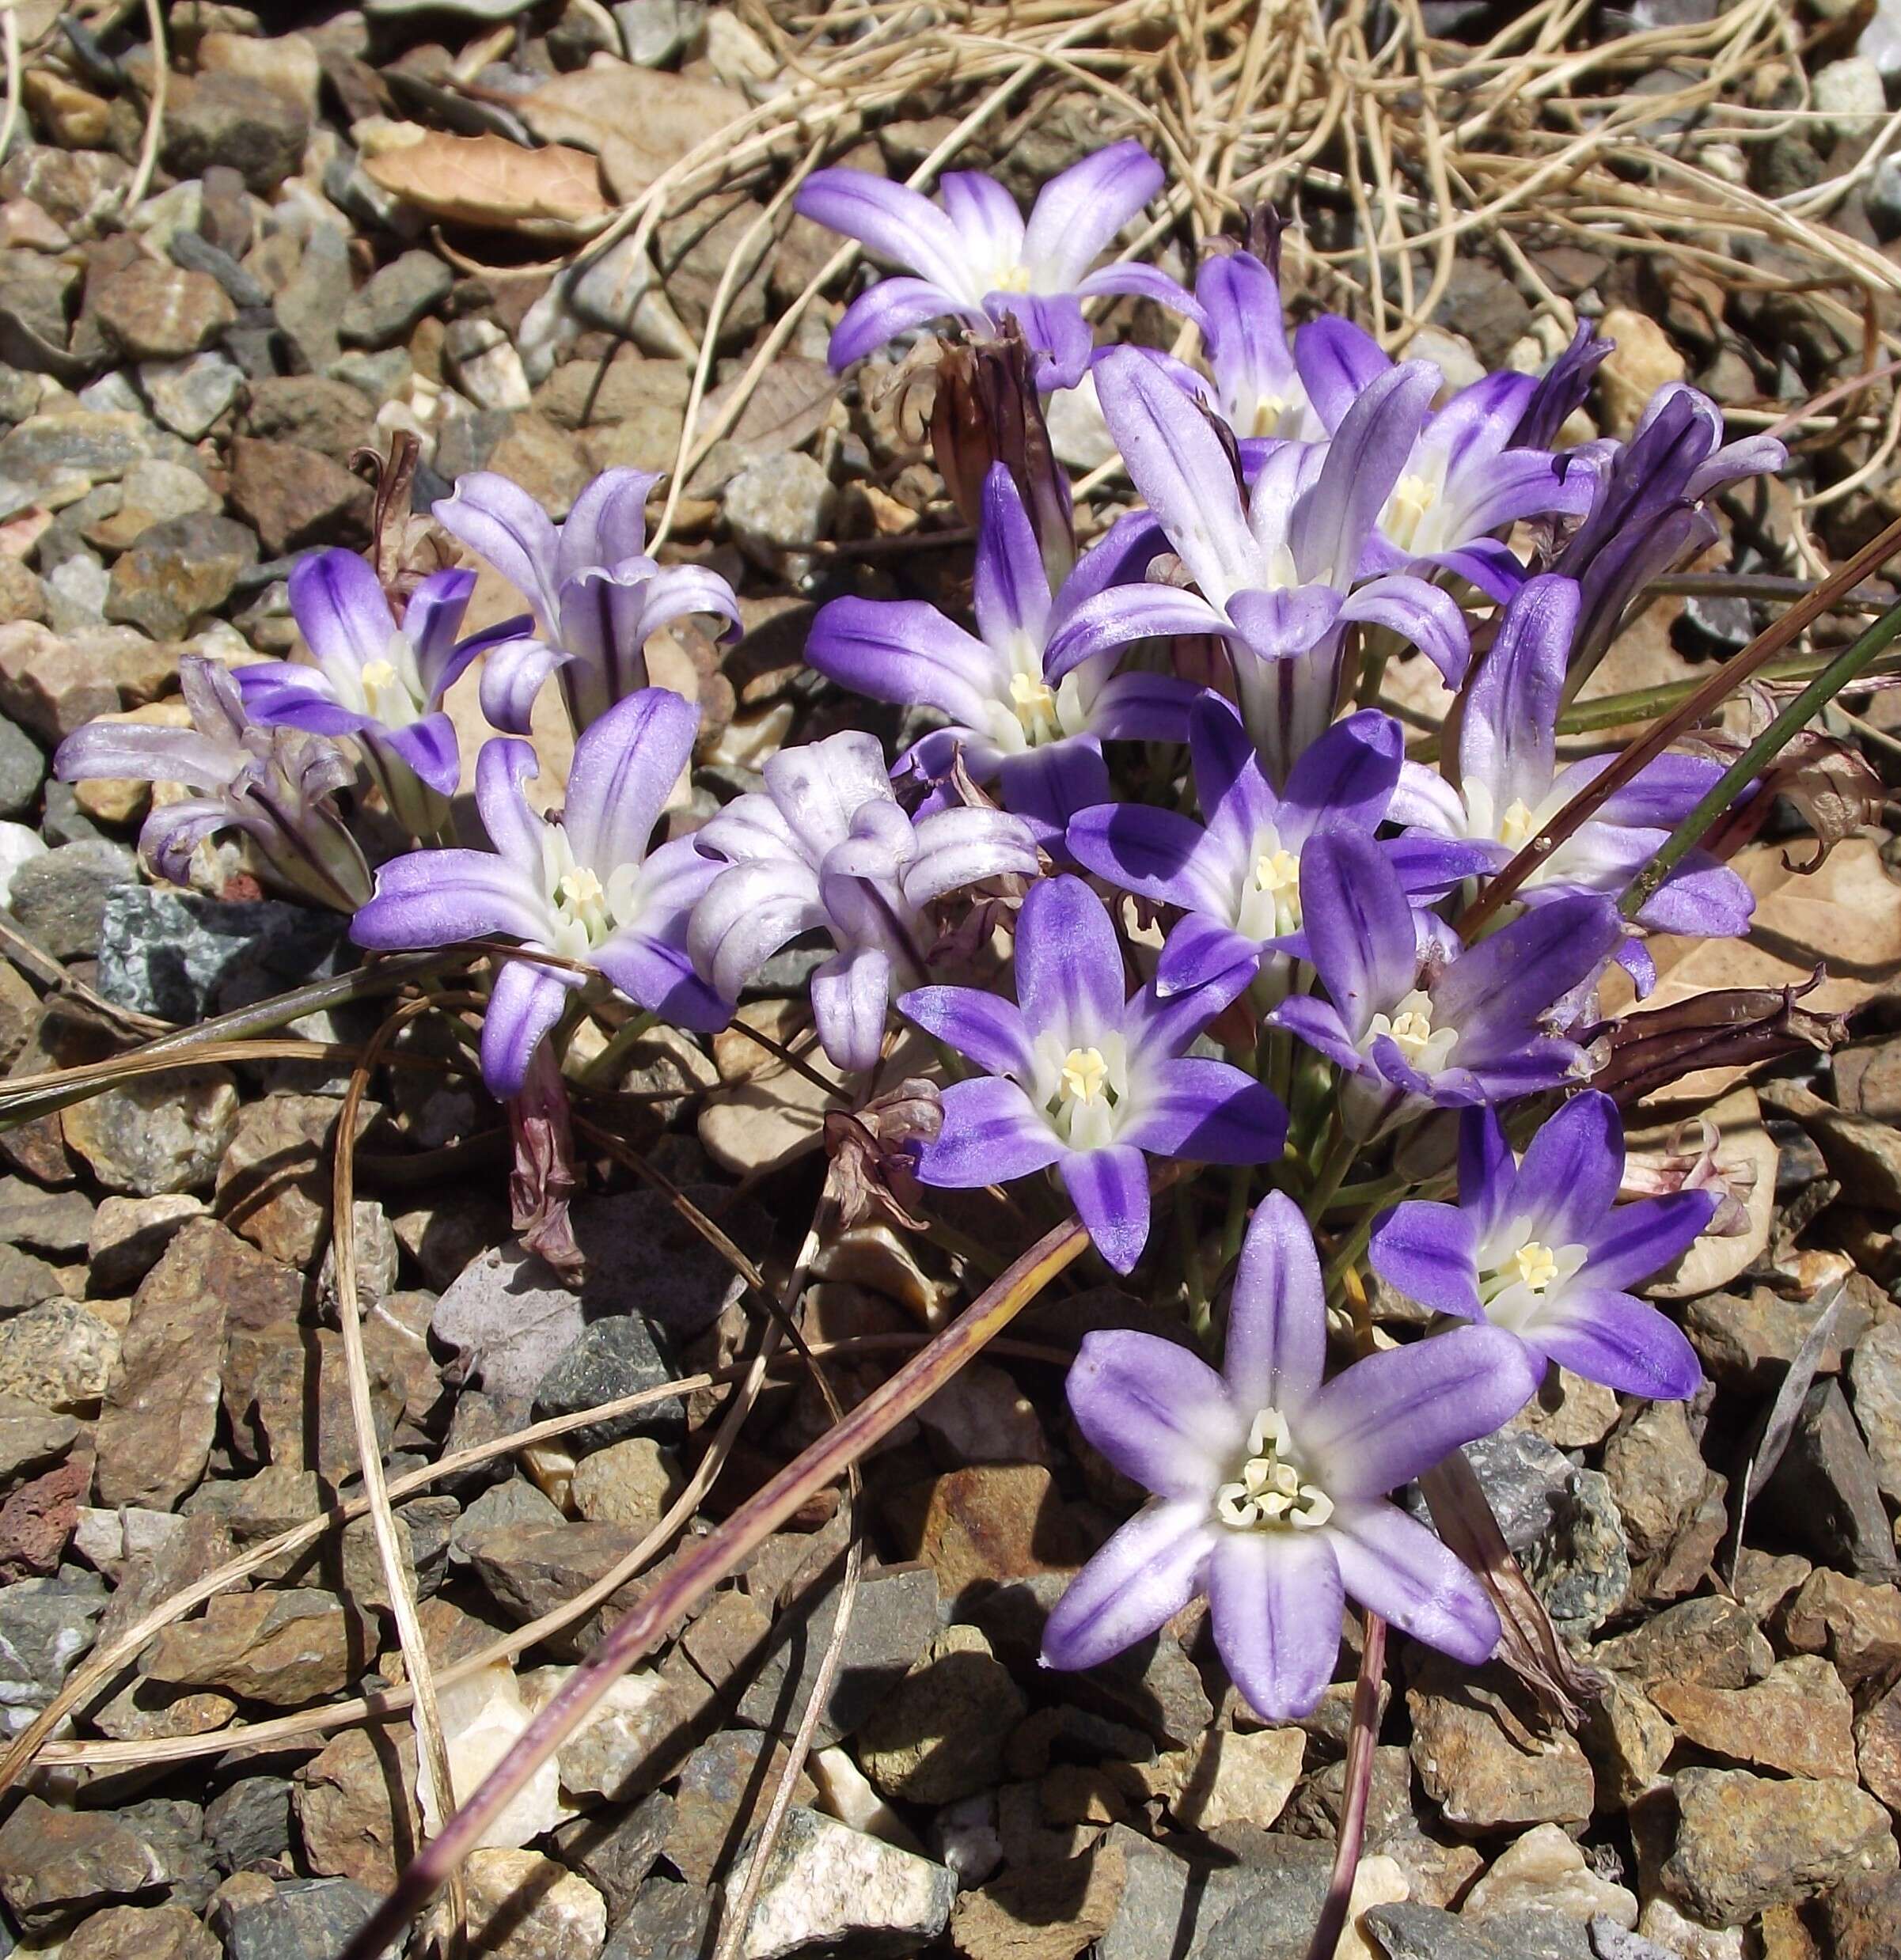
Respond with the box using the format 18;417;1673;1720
1478;1233;1589;1331
990;262;1034;294
1059;1044;1110;1105
1215;1407;1334;1532
1234;832;1303;941
1247;392;1288;439
1030;1029;1129;1153
539;825;616;957
1363;988;1459;1076
1515;1240;1559;1292
329;631;427;729
1382;469;1442;554
1497;797;1537;849
1009;670;1062;743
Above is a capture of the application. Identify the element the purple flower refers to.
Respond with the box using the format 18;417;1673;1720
1173;248;1329;443
795;143;1186;392
1551;383;1786;681
1369;1091;1711;1399
689;731;1041;1075
55;655;371;912
1269;831;1622;1139
807;464;1199;849
1045;347;1469;782
1042;1190;1540;1717
1068;694;1488;1000
237;549;516;837
1511;320;1612;453
351;688;729;1098
432;468;742;736
1388;574;1755;943
898;875;1287;1272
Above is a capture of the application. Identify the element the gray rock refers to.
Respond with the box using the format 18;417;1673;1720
116;1798;215;1914
1096;1823;1334;1960
204;1776;294;1875
88;1194;205;1293
569;1186;754;1338
615;0;705;66
449;1476;565;1564
0;1399;78;1482
603;1872;707;1960
0;718;44;819
725;452;835;563
104;512;258;639
0;1181;93;1257
0;1569;107;1734
41;779;102;846
340;251;451;350
169;229;271;310
1849;1317;1901;1503
161;71;310;196
97;885;354;1023
91;261;235;363
0;1241;60;1310
532;1314;681;1455
138;351;245;441
1756;1378;1900;1583
207;1875;382;1960
274;227;352;377
1366;1902;1511;1960
553;1789;673;1923
0;1795;169;1933
856;1623;1026;1803
8;838;138;959
727;1807;954;1960
0;411;154;506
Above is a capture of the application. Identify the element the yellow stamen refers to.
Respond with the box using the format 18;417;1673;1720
558;867;605;910
1514;1241;1560;1293
361;659;398;693
1059;1045;1110;1105
1498;797;1537;848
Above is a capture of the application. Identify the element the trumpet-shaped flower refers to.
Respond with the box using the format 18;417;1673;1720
806;464;1200;847
1045;348;1469;781
1369;1092;1711;1399
1174;248;1329;444
899;875;1287;1272
1067;694;1489;999
55;654;371;912
1389;574;1755;944
237;549;518;837
795;144;1187;392
1042;1191;1540;1717
1269;831;1622;1139
689;730;1041;1075
432;468;742;735
351;688;729;1098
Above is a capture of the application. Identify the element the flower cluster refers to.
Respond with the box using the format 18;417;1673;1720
54;142;1793;1724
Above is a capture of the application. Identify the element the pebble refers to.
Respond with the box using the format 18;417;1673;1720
552;1788;672;1920
1461;1825;1637;1932
663;1729;818;1885
1781;1567;1901;1687
1596;306;1686;433
886;1463;1088;1602
858;1623;1028;1804
1406;1655;1595;1836
143;1590;362;1706
727;1806;954;1960
426;1850;609;1960
208;1873;381;1960
0;1795;175;1934
1095;1823;1334;1960
293;1725;416;1888
91;260;236;362
63;1067;239;1196
0;557;46;627
570;1435;682;1530
214;1093;381;1266
0;1393;77;1480
138;351;245;440
104;510;258;637
447;318;534;412
1757;1378;1900;1583
604;1874;708;1960
0;1298;119;1411
0;1568;106;1734
532;1313;683;1456
226;435;370;555
951;1842;1125;1960
64;1903;221;1960
1813;55;1888;138
237;374;375;464
0;818;44;906
1657;1767;1898;1924
1592;1594;1772;1693
203;1776;295;1877
724;451;836;565
8;836;138;959
1651;1654;1856;1780
161;71;310;195
1169;1726;1307;1833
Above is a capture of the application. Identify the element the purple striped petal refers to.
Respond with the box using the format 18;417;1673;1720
1429;896;1619;1061
1299;832;1417;1042
1044;582;1233;682
1279;708;1403;841
1209;1527;1343;1721
350;848;548;951
898;984;1036;1078
1520;1287;1704;1401
913;1075;1064;1186
1294;315;1390;430
434;473;562;627
1067;1329;1243;1498
903;804;1039;904
479;637;567;736
554;564;657;715
940;171;1024;271
796;169;976;294
1632;858;1755;938
1187;690;1277;861
1086;670;1203;741
402;569;482;700
1225;584;1342;664
1052;507;1169;624
1225;1188;1327;1415
1336;574;1470;686
1300;1325;1541;1500
1461;574;1573;817
557;468;659;585
1579;1189;1717;1293
234;665;359;737
563;686;699;878
1429;370;1537;461
1292;361;1436;584
765;731;897;859
593;931;731;1033
1328;1499;1501;1666
973;463;1053;650
377;713;460;797
288;548;396;671
812;946;894;1073
1064;802;1231;914
992;296;1092;392
1074;262;1197;314
472;736;546;878
1152;914;1262;999
635;563;742;645
1061;1143;1152;1273
1119;1057;1288;1165
1042;1499;1216;1671
1022;141;1163;290
1015;874;1126;1044
1266;994;1363;1074
481;957;580;1099
1512;1090;1622;1249
1368;1201;1481;1320
806;597;996;725
688;859;827;1002
1457;1102;1517;1247
829;279;982;370
996;741;1111;853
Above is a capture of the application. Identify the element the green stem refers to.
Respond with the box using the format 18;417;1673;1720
575;1011;657;1088
1304;1122;1358;1223
1177;1182;1209;1329
1618;596;1901;920
1220;1165;1254;1269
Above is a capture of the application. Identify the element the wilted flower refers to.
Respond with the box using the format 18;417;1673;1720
689;730;1041;1074
808;464;1199;848
1068;693;1489;1002
1042;1191;1539;1716
351;688;730;1097
1368;1092;1710;1399
1269;831;1622;1139
1045;348;1469;781
900;875;1287;1272
432;468;742;735
1389;574;1755;951
237;548;516;838
796;143;1186;392
55;654;371;912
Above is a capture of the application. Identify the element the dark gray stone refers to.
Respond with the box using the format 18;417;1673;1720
39;779;101;847
568;1187;756;1339
532;1314;681;1455
208;1875;381;1960
553;1788;673;1924
116;1798;215;1913
104;511;258;639
204;1776;294;1876
604;1874;708;1960
8;838;138;959
169;229;270;311
1096;1824;1334;1960
0;718;44;819
1365;1902;1509;1960
97;885;354;1023
1758;1378;1901;1583
0;1181;93;1257
340;252;451;351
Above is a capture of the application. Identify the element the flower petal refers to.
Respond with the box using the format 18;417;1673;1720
829;279;981;370
1512;1090;1623;1249
592;930;731;1033
1336;574;1470;687
1014;874;1127;1045
556;466;658;585
1119;1057;1287;1166
1152;913;1263;999
1294;314;1390;430
1225;1188;1327;1415
479;636;568;736
1520;1287;1704;1400
939;171;1026;271
903;804;1040;904
1209;1526;1344;1722
1065;802;1231;915
1299;832;1417;1044
472;736;547;879
1368;1201;1482;1320
687;858;827;1001
1460;574;1573;818
1068;1329;1242;1497
481;957;581;1099
1043;582;1235;683
806;597;996;725
972;463;1053;653
350;849;549;951
1041;1498;1215;1671
1061;1143;1152;1273
1022;141;1164;291
912;1075;1064;1186
1429;896;1620;1061
899;984;1036;1078
1301;1325;1541;1500
1291;360;1436;586
434;472;562;627
811;946;894;1074
996;741;1112;854
1579;1189;1718;1293
562;685;699;878
287;548;396;672
1328;1499;1501;1666
377;714;460;798
1280;708;1403;842
796;169;977;294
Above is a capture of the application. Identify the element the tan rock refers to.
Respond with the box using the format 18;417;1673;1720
294;1725;419;1888
420;1848;605;1960
1652;1655;1855;1780
1461;1822;1637;1928
63;1903;220;1960
1168;1727;1305;1833
1598;305;1687;433
884;1463;1088;1601
1407;1655;1595;1836
950;1837;1125;1960
142;1590;361;1706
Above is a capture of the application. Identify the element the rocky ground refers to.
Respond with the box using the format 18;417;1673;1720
0;2;1895;1959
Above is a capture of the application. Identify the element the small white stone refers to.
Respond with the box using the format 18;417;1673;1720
1407;326;1486;393
0;821;46;906
1463;1822;1639;1929
1813;56;1888;138
446;319;533;411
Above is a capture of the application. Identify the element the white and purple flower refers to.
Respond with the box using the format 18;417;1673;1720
55;654;371;913
432;468;742;737
899;875;1287;1272
795;143;1186;392
807;464;1200;849
1042;1191;1540;1717
688;730;1041;1075
1045;347;1470;781
237;548;518;838
1269;830;1622;1139
351;687;729;1098
1369;1091;1712;1399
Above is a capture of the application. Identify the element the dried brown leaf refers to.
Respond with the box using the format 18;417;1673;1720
362;131;611;240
